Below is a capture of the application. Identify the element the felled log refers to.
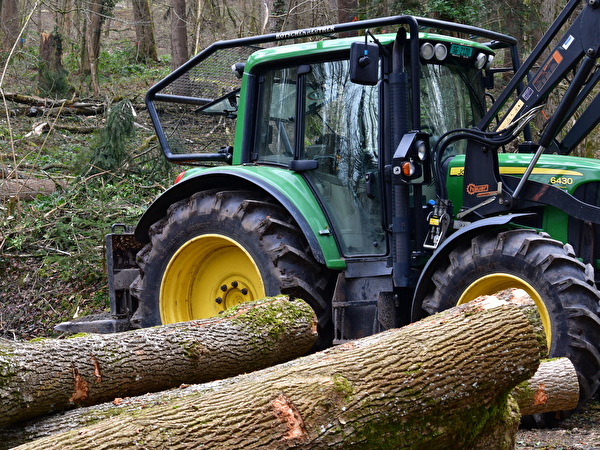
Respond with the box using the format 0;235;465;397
513;357;580;415
13;297;542;450
1;357;570;449
1;92;106;116
0;177;61;200
0;296;317;428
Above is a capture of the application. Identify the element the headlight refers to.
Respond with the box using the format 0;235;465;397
416;140;428;161
475;53;487;70
434;44;448;61
420;43;435;60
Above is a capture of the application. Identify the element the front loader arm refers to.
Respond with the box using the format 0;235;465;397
460;0;600;218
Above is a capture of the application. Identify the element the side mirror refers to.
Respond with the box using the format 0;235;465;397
350;41;379;85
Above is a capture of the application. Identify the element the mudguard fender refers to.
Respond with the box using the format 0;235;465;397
134;168;345;268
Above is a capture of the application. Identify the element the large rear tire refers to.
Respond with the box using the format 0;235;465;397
131;189;334;349
412;229;600;412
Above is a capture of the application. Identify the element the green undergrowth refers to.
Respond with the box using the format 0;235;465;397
0;172;171;339
0;36;181;341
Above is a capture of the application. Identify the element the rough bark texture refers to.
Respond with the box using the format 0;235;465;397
13;298;541;449
132;0;158;61
0;0;20;51
0;296;317;428
39;32;63;73
513;357;580;416
170;0;189;69
1;350;571;448
0;177;61;200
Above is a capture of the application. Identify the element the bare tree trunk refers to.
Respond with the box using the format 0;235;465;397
12;298;542;449
80;0;109;95
38;29;72;96
0;0;19;51
0;297;317;428
170;0;189;69
132;0;158;61
40;32;63;72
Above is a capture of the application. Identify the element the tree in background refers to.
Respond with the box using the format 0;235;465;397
80;0;117;95
1;0;21;52
38;27;73;97
132;0;158;61
170;0;188;69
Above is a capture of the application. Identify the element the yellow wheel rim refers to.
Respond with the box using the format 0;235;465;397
160;234;265;323
457;273;552;350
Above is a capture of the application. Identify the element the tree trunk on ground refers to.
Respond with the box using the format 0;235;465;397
513;357;580;416
0;296;317;428
132;0;158;61
1;357;574;448
12;298;542;449
0;176;62;200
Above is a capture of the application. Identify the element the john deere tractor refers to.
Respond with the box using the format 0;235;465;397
59;0;600;413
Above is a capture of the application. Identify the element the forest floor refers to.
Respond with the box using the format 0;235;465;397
515;400;600;449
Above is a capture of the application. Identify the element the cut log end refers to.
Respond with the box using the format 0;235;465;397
512;357;580;416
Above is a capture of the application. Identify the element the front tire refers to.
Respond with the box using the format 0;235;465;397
412;229;600;409
131;189;334;348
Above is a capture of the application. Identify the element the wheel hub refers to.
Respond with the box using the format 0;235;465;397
214;279;252;309
160;234;265;323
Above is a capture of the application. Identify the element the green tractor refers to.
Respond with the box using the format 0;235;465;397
60;0;600;414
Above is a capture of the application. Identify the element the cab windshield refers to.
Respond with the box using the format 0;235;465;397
420;62;487;156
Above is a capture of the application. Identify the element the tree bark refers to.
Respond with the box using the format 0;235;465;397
12;298;541;449
0;0;19;51
39;32;63;73
132;0;158;61
170;0;189;70
512;357;580;416
81;0;110;95
0;296;317;428
2;356;574;448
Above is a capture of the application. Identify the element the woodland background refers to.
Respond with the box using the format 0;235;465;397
0;0;599;342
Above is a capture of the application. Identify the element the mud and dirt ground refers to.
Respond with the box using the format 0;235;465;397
515;400;600;449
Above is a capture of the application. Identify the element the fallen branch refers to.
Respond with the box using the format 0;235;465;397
2;92;106;116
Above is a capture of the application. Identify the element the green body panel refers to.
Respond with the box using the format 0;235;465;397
231;73;250;166
177;165;346;269
445;153;600;242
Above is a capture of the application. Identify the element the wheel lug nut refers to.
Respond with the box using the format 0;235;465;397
241;288;248;295
220;285;227;292
215;297;223;304
231;281;238;288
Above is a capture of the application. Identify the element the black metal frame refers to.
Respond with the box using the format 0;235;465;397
461;0;600;220
145;15;517;163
